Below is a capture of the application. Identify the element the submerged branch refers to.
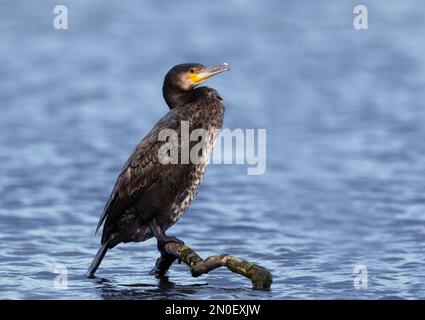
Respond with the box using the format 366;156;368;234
150;242;273;289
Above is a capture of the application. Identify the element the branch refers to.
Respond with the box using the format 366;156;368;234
150;242;273;289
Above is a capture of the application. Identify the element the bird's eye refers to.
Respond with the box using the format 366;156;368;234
190;68;195;74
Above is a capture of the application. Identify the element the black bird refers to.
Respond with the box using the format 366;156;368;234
87;63;230;277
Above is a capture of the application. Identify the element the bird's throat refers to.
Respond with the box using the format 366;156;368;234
162;85;195;109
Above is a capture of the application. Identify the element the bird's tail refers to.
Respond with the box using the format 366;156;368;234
87;242;109;278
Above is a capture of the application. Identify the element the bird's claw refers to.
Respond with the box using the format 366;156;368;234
157;236;184;253
157;236;184;246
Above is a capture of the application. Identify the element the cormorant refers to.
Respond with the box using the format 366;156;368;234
87;63;230;277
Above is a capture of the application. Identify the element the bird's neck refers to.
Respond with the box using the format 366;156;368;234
162;85;195;109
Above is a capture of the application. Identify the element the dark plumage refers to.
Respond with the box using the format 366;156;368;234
87;63;230;277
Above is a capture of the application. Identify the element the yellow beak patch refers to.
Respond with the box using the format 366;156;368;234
189;72;205;84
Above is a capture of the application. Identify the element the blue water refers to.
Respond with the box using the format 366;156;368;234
1;0;425;299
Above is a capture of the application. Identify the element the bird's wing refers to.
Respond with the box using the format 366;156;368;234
96;109;186;243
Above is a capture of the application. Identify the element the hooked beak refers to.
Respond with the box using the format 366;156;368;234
191;63;231;84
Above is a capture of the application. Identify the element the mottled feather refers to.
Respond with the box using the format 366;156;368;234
96;88;224;246
96;110;184;243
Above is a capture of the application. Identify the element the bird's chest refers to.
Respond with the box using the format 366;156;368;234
164;98;224;227
168;126;220;223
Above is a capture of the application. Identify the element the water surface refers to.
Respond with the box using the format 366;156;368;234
1;0;425;299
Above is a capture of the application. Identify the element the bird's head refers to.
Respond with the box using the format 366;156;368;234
163;63;231;92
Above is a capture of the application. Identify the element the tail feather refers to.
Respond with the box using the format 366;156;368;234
87;243;109;278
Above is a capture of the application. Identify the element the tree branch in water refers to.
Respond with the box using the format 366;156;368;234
150;242;273;289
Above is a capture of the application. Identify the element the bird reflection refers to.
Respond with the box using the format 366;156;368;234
90;274;208;300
